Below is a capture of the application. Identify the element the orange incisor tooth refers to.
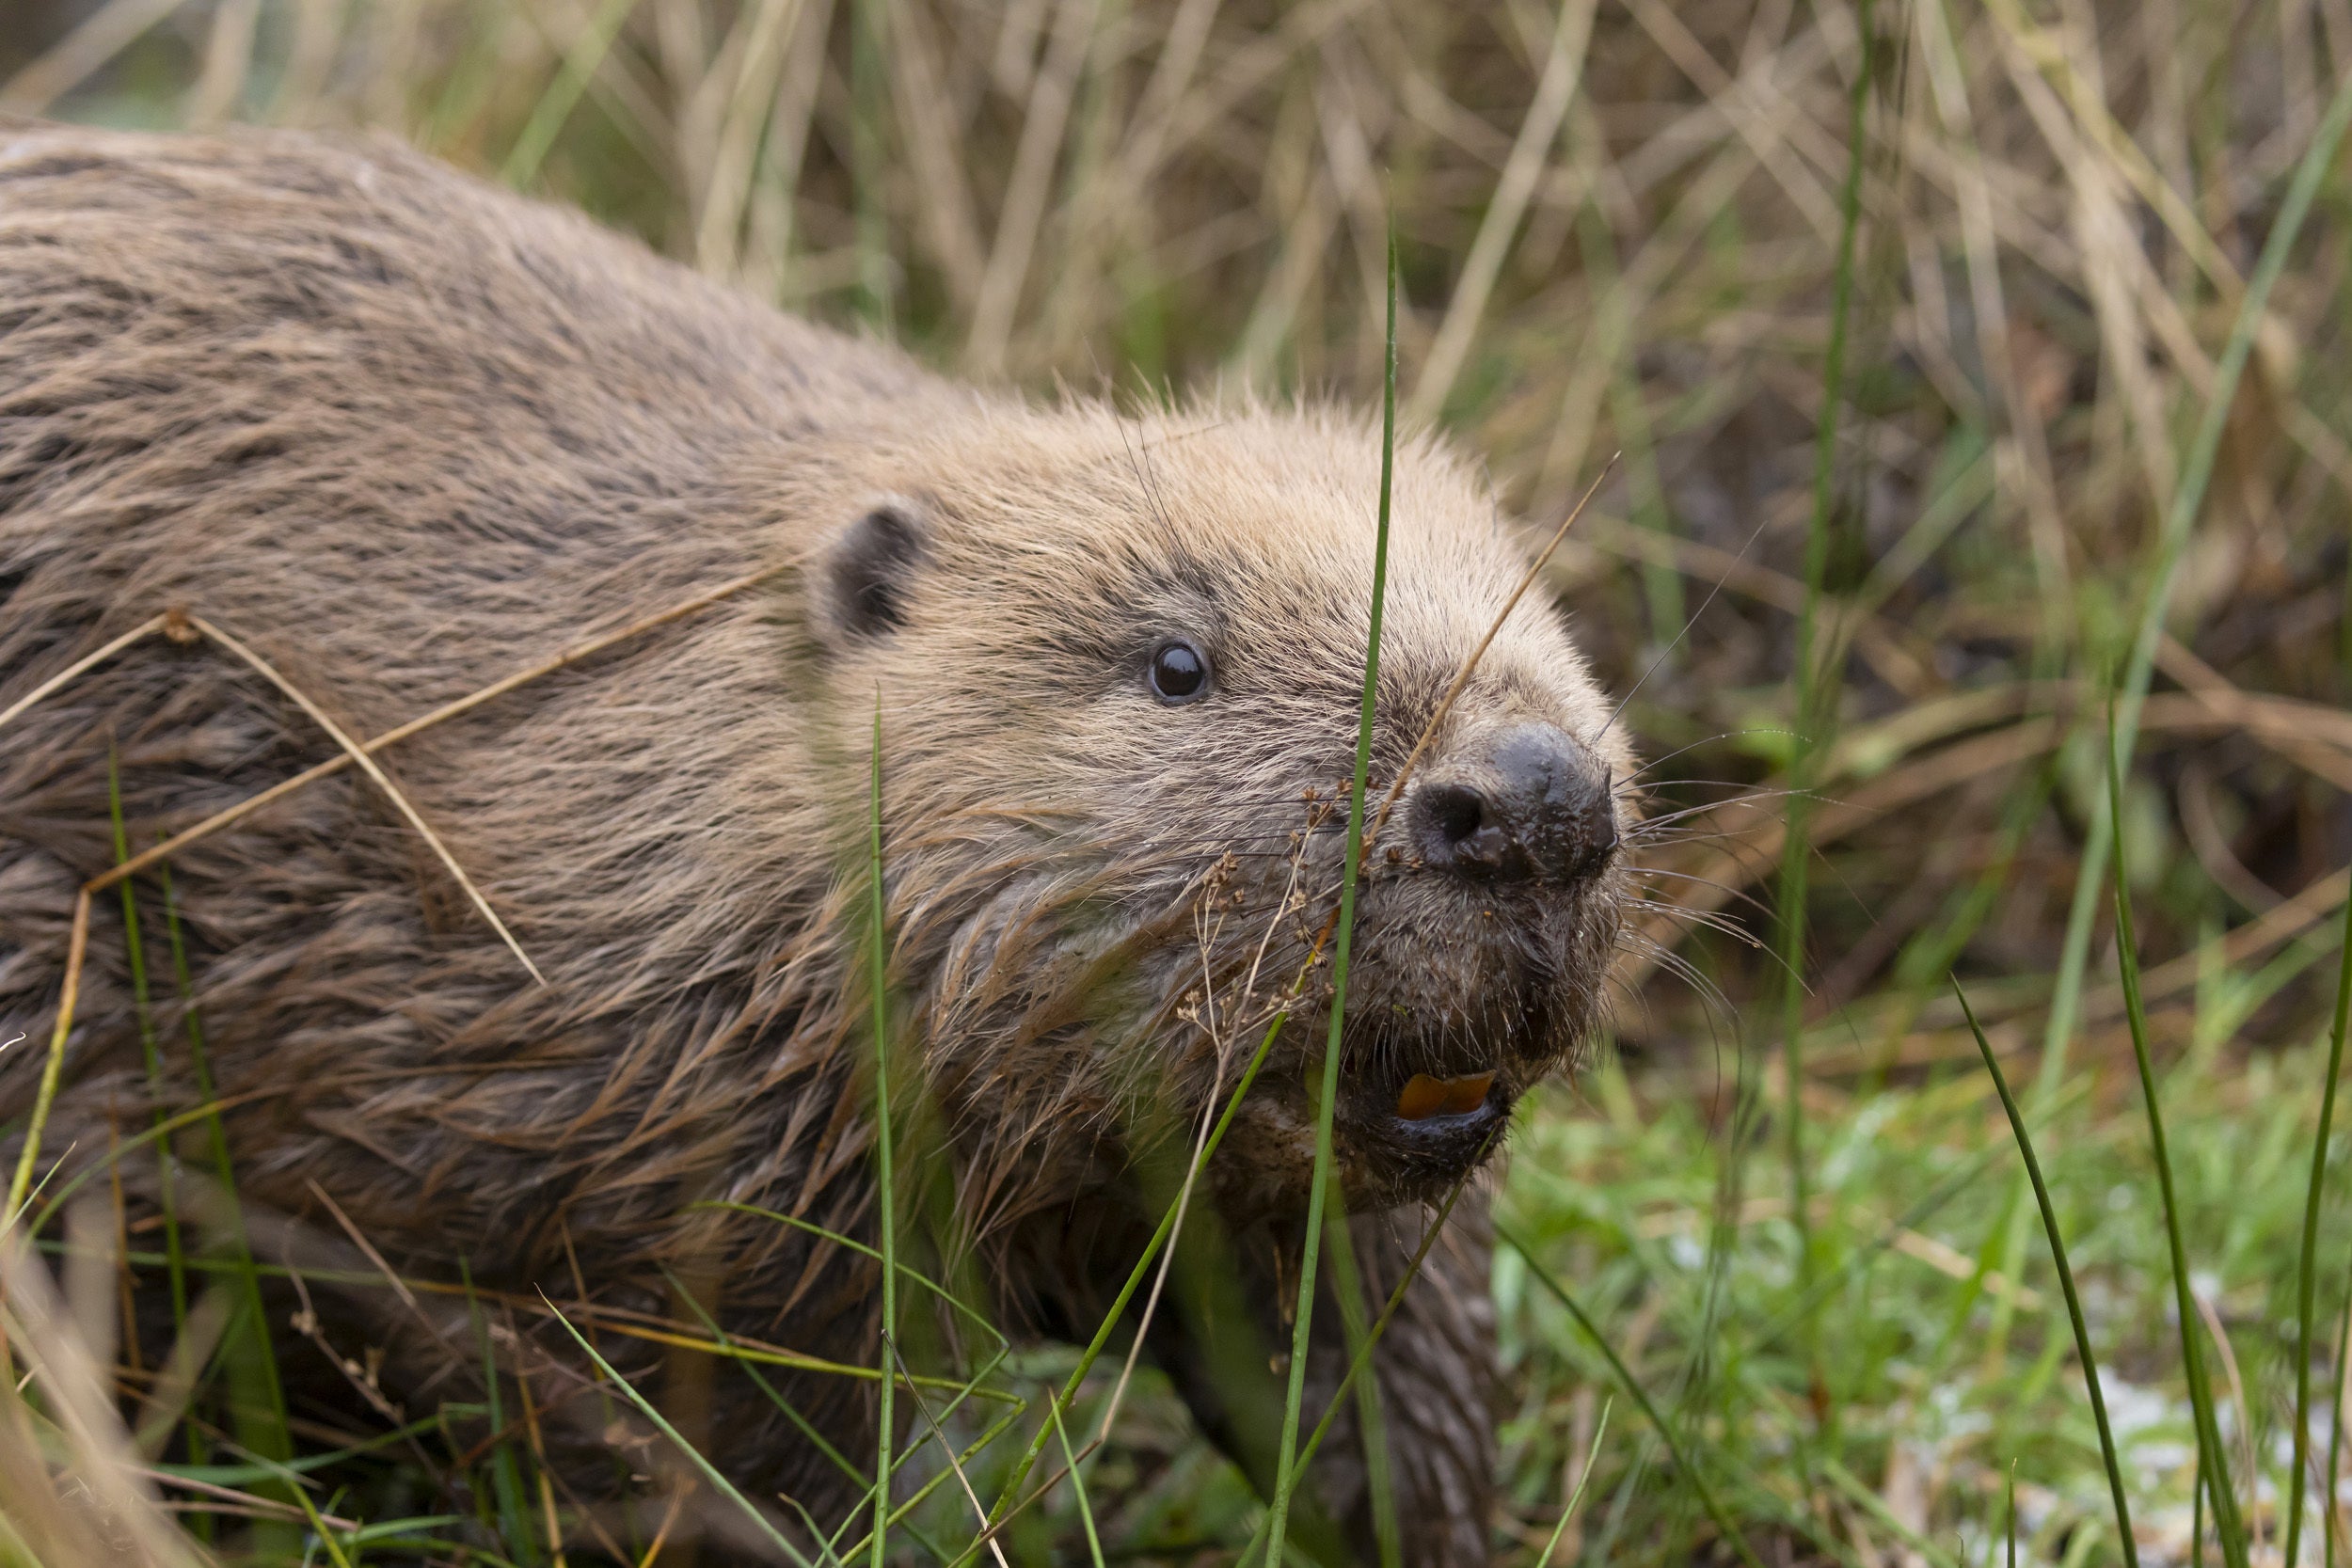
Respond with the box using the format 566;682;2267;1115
1394;1070;1495;1121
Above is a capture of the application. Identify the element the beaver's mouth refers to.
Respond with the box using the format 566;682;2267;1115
1330;1016;1535;1195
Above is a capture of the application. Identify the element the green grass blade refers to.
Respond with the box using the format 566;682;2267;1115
1951;980;2138;1568
1534;1395;1611;1568
498;0;635;187
2286;866;2352;1568
693;1200;1006;1349
539;1291;816;1567
290;1472;358;1568
2326;1275;2348;1568
1318;1211;1399;1568
2007;1464;2017;1568
106;756;191;1346
1822;1456;1963;1568
1774;0;1880;1401
1234;1172;1479;1566
973;975;1303;1537
2105;716;2247;1568
868;695;898;1568
2034;68;2352;1101
815;1338;1009;1561
662;1265;876;1509
2194;1450;2207;1568
1261;214;1399;1567
1494;1219;1766;1568
158;856;299;1549
460;1256;540;1566
830;1407;1025;1564
1047;1394;1106;1568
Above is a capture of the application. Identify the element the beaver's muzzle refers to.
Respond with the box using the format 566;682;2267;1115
1406;721;1616;888
1311;720;1620;1196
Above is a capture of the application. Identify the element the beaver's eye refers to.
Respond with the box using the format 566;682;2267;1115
1148;640;1210;704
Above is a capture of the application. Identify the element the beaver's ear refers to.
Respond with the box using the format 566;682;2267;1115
821;498;928;641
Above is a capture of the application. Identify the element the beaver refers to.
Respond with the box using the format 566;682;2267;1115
0;124;1631;1564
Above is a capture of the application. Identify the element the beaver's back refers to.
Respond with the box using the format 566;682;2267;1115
0;126;909;1296
0;122;931;691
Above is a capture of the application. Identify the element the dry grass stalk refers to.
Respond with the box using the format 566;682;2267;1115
184;613;545;986
0;1218;210;1568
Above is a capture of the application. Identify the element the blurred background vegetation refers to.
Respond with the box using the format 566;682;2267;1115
3;0;2349;1563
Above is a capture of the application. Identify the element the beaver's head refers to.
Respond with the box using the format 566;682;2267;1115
799;403;1630;1222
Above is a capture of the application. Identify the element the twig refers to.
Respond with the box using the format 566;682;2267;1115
1363;455;1618;851
91;565;787;895
0;613;168;734
189;615;543;982
885;1333;1010;1568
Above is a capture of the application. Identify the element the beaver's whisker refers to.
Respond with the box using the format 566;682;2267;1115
1623;789;1809;836
1624;898;1761;947
1619;732;1801;784
1610;930;1732;1019
1597;509;1775;747
1623;867;1776;918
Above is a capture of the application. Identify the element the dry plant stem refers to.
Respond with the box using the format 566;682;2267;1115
132;1289;231;1456
885;1333;1010;1568
1618;699;2352;1003
96;565;788;896
0;0;183;115
308;1177;425;1321
0;1225;208;1568
0;612;167;734
188;615;543;983
1363;456;1617;850
966;0;1098;371
1406;0;1598;424
636;1481;690;1568
140;1461;341;1524
2191;1287;2261;1558
8;569;787;1224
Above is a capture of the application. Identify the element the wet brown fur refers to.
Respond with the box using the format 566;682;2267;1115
0;124;1631;1563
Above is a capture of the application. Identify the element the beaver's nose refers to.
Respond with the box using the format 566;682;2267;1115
1410;723;1616;886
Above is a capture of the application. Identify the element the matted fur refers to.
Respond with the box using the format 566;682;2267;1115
0;124;1630;1563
